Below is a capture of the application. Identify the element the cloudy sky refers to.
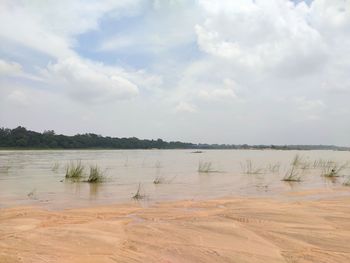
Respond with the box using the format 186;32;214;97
0;0;349;145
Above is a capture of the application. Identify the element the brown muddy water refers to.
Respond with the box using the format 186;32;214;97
0;149;350;209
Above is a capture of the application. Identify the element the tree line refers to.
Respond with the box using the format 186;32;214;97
0;126;348;151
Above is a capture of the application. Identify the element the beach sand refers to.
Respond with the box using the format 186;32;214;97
1;192;350;263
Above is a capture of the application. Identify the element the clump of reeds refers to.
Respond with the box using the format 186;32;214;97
282;165;301;182
291;154;311;168
153;175;177;185
153;176;165;184
52;162;60;172
65;162;107;183
27;188;37;199
198;161;214;173
321;162;348;177
132;183;146;200
86;165;105;183
65;161;84;181
241;160;264;174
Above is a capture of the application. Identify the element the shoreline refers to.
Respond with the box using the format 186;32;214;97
1;190;350;262
1;148;349;151
1;186;350;212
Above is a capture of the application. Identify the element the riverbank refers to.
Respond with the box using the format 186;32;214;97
1;190;350;263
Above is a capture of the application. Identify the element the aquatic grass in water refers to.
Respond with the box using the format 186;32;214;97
321;162;348;177
65;162;106;183
153;175;177;185
291;154;312;169
240;160;264;174
132;183;146;200
87;165;105;183
198;161;214;173
282;165;302;182
153;176;165;184
65;161;84;181
291;154;303;166
27;188;37;199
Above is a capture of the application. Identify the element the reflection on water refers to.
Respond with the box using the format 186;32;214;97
0;149;350;209
89;183;101;199
283;180;301;191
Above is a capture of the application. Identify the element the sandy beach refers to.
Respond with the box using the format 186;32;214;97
1;190;350;263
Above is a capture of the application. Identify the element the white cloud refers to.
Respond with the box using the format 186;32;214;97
0;0;142;59
0;59;22;76
0;59;43;81
97;0;200;54
291;97;326;122
197;78;238;101
42;57;139;103
175;101;197;113
295;97;325;111
195;0;327;76
6;90;28;106
0;0;160;104
198;88;236;101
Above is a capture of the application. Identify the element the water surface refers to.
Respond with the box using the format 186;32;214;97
1;149;349;209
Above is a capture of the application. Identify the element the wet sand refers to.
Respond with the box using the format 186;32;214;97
1;190;350;263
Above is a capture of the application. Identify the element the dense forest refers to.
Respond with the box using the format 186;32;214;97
0;126;349;151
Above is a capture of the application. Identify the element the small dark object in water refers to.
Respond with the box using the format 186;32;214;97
191;151;203;154
330;169;336;177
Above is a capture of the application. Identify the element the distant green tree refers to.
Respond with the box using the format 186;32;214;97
0;126;348;151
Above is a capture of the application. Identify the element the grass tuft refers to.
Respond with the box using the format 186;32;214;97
153;176;165;184
198;161;214;173
65;161;84;181
290;154;311;168
87;165;105;183
132;183;146;200
27;188;37;199
321;162;348;177
153;175;177;185
282;165;301;182
241;160;264;174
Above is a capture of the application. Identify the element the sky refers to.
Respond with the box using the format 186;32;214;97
0;0;350;146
